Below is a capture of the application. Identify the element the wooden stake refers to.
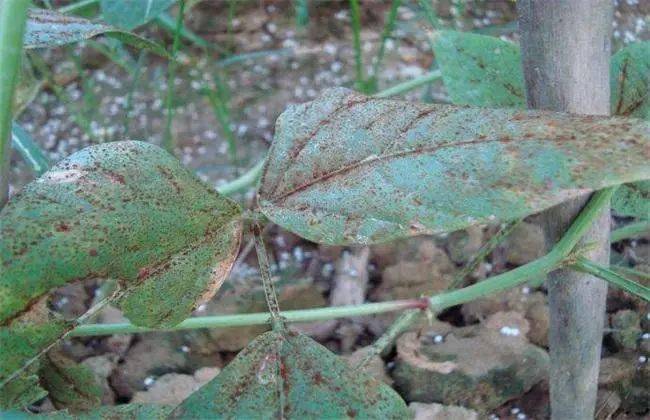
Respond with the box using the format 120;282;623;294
518;1;614;418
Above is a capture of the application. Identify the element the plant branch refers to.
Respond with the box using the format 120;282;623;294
611;220;650;243
0;0;29;206
162;0;185;153
71;189;613;337
572;257;649;301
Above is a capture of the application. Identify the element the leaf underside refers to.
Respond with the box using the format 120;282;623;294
258;88;649;245
0;141;242;407
24;9;169;57
171;330;410;419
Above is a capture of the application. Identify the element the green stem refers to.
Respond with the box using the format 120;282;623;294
11;122;50;175
162;0;185;153
155;12;216;51
374;70;442;98
610;265;650;281
216;159;265;195
0;0;29;206
349;0;364;91
572;257;649;301
71;189;613;337
611;220;650;243
71;300;424;337
449;219;522;289
371;0;402;82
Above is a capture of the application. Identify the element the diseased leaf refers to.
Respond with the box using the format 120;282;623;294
0;317;68;409
258;88;649;245
24;9;169;57
39;350;102;412
432;33;650;223
1;403;171;419
100;0;177;30
171;330;410;419
611;41;650;119
1;141;242;406
611;181;650;219
431;30;525;107
1;141;242;327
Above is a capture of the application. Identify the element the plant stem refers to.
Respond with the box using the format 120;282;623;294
155;12;214;51
611;220;650;243
374;70;441;98
349;0;364;91
449;219;522;289
11;122;50;175
357;188;614;369
162;0;185;154
71;299;424;337
71;189;613;337
217;159;265;196
370;0;402;83
0;0;29;206
251;222;283;329
572;257;649;301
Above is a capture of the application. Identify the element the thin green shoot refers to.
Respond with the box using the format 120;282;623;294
349;0;366;92
0;0;29;205
369;0;402;90
203;71;238;164
11;122;50;175
123;50;147;134
162;0;186;153
573;257;650;301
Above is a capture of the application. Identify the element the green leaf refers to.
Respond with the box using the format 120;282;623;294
39;350;102;412
431;30;525;107
24;9;170;57
0;319;68;409
430;33;650;223
611;41;650;119
101;0;177;30
2;403;171;419
2;140;242;326
258;88;650;245
611;181;650;219
170;330;410;419
1;141;242;406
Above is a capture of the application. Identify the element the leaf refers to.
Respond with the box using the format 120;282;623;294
100;0;177;30
24;9;169;57
170;330;410;419
432;33;649;223
258;88;650;245
431;30;525;107
1;141;242;406
611;181;650;219
1;403;171;419
0;318;68;409
611;41;650;119
2;140;242;325
39;350;102;412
